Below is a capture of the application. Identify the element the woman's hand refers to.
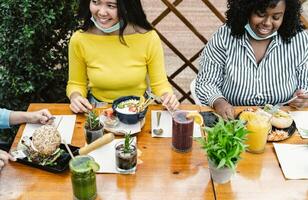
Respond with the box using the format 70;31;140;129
160;92;180;111
213;98;235;120
69;92;93;113
289;89;308;108
9;109;53;125
26;109;53;124
0;150;16;172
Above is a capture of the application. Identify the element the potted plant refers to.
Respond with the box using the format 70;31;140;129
198;118;248;184
84;110;104;144
115;132;137;173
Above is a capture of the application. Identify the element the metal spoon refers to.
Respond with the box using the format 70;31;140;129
153;111;163;135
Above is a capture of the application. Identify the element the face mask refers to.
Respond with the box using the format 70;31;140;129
244;23;277;40
91;16;121;33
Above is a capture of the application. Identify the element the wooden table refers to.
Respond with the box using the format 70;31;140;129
1;104;307;200
0;104;214;200
200;106;308;200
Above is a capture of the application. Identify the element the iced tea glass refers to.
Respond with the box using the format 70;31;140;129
172;110;194;152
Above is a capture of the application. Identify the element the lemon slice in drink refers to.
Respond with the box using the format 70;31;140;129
70;156;100;173
186;112;204;125
239;111;256;122
239;111;269;122
88;160;100;172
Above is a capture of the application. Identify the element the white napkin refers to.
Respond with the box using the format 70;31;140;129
88;137;136;174
289;111;308;138
151;110;202;138
273;143;308;179
99;115;141;134
21;115;76;144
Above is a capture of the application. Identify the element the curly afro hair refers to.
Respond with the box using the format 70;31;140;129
225;0;304;43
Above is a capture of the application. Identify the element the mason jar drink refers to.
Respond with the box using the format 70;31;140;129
245;118;271;153
172;111;194;152
69;155;97;200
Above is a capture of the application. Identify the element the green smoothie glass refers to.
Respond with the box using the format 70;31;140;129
69;155;99;200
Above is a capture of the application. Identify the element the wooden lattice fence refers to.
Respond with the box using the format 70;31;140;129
147;0;308;103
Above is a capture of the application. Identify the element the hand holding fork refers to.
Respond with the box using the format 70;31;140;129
272;90;308;110
146;91;179;116
283;90;308;108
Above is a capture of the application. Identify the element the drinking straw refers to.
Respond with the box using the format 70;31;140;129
56;116;63;130
63;139;75;159
53;116;74;159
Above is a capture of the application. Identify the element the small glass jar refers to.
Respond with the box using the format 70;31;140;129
115;141;137;174
84;127;103;144
104;116;120;128
69;155;97;200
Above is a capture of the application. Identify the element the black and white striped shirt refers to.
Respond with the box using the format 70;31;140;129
195;25;308;107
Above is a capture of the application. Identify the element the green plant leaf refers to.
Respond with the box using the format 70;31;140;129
85;110;102;131
123;132;134;153
197;118;249;169
88;160;100;172
217;158;226;169
0;1;79;111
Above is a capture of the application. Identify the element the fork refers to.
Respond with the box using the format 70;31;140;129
146;91;176;116
272;90;308;111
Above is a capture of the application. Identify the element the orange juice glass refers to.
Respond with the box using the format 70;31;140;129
245;117;271;153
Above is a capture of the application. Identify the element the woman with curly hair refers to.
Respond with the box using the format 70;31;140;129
195;0;308;119
66;0;179;113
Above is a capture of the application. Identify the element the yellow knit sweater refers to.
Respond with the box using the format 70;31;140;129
66;30;172;103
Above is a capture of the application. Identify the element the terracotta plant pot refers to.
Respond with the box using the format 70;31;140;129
208;159;234;184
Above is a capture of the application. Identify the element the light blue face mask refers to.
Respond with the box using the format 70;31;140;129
244;23;277;40
90;16;121;33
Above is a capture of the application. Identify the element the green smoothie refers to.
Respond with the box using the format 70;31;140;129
69;155;98;200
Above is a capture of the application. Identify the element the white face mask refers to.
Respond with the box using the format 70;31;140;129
91;16;121;33
245;23;277;40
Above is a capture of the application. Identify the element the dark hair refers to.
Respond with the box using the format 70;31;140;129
78;0;153;44
225;0;303;42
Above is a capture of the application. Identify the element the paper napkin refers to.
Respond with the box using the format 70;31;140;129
274;143;308;179
88;137;137;174
151;110;202;138
21;115;76;144
289;111;308;138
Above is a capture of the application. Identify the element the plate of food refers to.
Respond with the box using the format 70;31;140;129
15;143;79;173
268;122;296;141
99;107;142;136
262;104;296;142
239;105;296;142
12;125;79;173
99;95;155;135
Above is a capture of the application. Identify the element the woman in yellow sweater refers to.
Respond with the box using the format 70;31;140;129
67;0;179;113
